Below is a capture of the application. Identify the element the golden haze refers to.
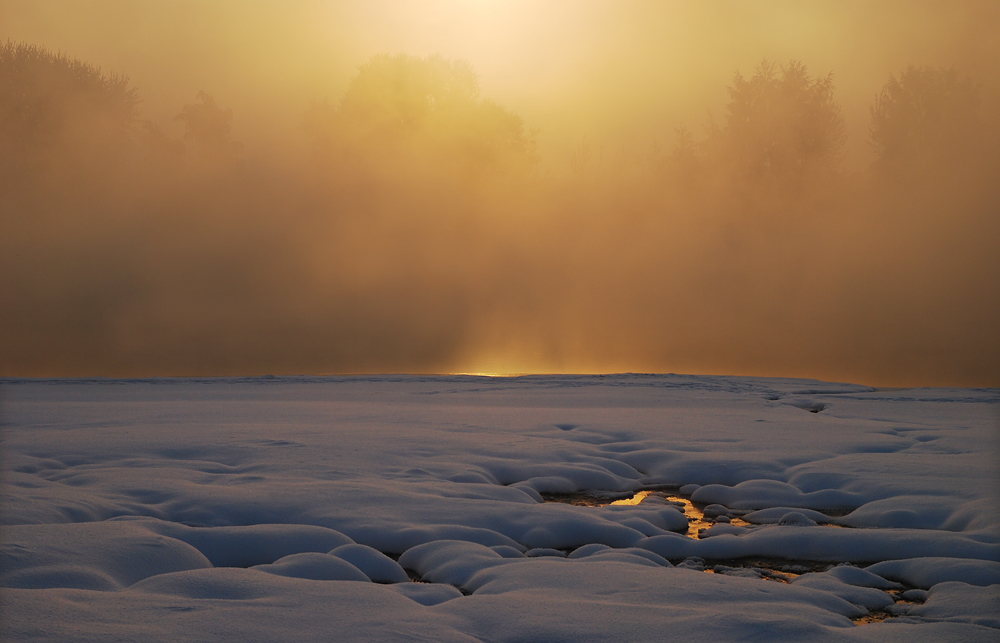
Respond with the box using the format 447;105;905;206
1;1;998;386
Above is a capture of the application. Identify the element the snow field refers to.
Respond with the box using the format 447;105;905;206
1;375;998;641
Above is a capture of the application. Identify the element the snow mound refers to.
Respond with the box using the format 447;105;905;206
328;544;409;583
1;521;211;590
350;524;524;555
865;557;1000;588
582;547;672;567
460;557;869;622
573;552;664;568
489;545;526;558
635;457;786;487
595;504;689;533
525;548;566;557
702;504;730;518
142;520;354;567
824;564;903;589
841;496;995;531
518;520;645;549
253;552;371;582
0;565;121;591
567;543;612;558
744;507;835;524
495;462;640;493
388;581;465;606
639;524;1000;562
778;512;819;526
398;540;511;587
698;523;752;538
900;588;928;601
130;567;284;600
790;572;895;611
898;581;1000;629
675;557;706;571
691;480;864;511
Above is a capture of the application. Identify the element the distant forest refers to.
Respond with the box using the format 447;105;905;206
2;42;998;383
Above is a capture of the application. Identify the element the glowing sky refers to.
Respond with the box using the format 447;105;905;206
6;1;996;167
2;1;998;384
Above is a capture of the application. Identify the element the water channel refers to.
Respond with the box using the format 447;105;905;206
539;487;923;624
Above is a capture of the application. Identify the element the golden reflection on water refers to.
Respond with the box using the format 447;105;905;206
609;490;654;506
611;490;750;538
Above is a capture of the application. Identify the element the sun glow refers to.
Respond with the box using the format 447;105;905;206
452;372;527;378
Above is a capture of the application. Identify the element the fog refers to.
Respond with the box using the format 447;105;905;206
2;1;998;385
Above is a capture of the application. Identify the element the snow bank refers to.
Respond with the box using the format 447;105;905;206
744;507;836;524
691;479;865;511
453;558;869;628
328;544;409;583
139;519;355;567
524;547;566;557
824;564;903;589
567;543;612;558
252;552;371;581
1;521;211;590
397;540;512;587
841;496;998;531
640;525;1000;562
570;545;672;567
130;567;290;600
489;545;526;558
865;557;1000;588
594;503;689;533
348;524;524;554
697;523;752;537
790;572;896;611
892;581;1000;629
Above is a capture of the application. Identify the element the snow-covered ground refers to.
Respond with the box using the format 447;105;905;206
2;374;998;641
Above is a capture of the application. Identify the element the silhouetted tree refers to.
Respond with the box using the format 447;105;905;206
0;41;139;178
304;54;537;177
339;54;478;138
174;91;242;160
869;66;981;177
714;60;845;187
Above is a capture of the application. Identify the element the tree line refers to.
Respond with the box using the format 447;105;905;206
2;41;988;193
